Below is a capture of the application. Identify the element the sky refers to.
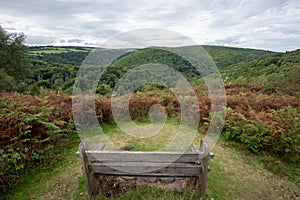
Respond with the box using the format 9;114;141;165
0;0;299;52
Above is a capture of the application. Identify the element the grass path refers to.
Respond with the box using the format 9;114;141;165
5;138;299;200
207;143;299;200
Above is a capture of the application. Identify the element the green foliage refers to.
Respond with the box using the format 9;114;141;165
223;107;300;163
29;61;79;93
203;45;273;69
28;45;274;95
96;84;112;95
221;49;300;95
268;64;300;95
29;46;92;66
0;94;73;194
0;26;30;91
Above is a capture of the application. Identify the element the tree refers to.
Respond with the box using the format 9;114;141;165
96;83;112;95
0;26;30;91
0;68;15;91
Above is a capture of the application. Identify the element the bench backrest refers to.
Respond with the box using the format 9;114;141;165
79;139;211;177
86;151;204;177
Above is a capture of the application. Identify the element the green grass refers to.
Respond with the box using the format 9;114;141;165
1;134;84;200
100;118;202;151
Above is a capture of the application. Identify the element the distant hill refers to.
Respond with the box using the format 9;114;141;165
202;45;274;69
29;45;299;95
100;46;274;90
28;46;93;66
28;45;274;68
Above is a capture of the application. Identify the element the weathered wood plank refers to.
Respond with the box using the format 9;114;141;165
199;155;209;197
83;138;91;149
75;143;105;157
86;151;203;163
198;139;210;198
90;162;200;177
199;139;210;155
79;142;99;198
90;161;200;168
96;143;105;151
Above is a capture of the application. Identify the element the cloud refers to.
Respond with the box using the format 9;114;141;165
26;35;56;45
213;36;245;46
0;0;299;51
67;39;84;43
101;28;197;48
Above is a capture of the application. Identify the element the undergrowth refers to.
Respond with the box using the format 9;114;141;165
0;92;75;194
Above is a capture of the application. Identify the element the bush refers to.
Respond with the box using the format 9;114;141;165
0;92;74;193
223;107;300;163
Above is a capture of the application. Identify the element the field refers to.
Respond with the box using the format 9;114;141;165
28;46;92;54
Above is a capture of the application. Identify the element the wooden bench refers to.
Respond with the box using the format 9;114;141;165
77;139;213;198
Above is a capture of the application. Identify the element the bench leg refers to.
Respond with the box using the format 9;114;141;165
198;139;210;198
199;155;209;198
79;142;99;198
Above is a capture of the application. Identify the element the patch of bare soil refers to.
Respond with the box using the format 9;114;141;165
41;159;83;200
99;176;195;198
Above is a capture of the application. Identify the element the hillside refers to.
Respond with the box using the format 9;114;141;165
28;45;273;68
221;49;300;94
202;45;274;69
28;45;275;95
28;46;92;66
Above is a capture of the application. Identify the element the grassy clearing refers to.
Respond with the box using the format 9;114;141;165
101;118;202;151
4;121;299;200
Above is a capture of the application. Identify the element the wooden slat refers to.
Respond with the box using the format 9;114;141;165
83;138;91;149
76;143;105;157
91;161;200;167
199;139;210;155
86;151;203;163
89;162;200;177
96;143;105;151
190;144;199;152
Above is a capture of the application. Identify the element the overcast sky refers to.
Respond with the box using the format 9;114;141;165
0;0;299;51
